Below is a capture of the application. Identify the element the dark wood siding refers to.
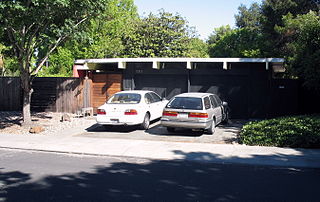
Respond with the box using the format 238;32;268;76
91;73;122;112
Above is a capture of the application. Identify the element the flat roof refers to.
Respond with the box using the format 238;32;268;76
75;57;284;64
74;57;284;71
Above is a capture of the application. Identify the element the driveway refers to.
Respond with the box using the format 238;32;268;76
77;120;244;144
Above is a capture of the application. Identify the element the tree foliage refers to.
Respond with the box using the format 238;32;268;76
39;0;137;77
187;38;209;58
122;11;196;57
277;11;320;89
208;27;264;58
235;3;262;30
207;25;233;45
0;0;109;124
260;0;318;56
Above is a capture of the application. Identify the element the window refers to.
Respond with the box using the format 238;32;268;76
108;93;141;104
214;95;222;105
166;97;203;110
144;93;153;104
204;97;211;109
150;92;161;102
209;95;218;108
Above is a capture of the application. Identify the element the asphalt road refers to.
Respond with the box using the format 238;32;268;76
78;119;244;144
0;148;319;202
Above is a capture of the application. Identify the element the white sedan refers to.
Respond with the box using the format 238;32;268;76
96;90;168;130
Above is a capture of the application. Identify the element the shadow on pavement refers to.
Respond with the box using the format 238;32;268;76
1;150;319;201
86;124;138;133
146;125;204;137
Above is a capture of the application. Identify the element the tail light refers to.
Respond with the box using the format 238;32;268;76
163;111;178;117
97;109;106;115
188;112;208;118
124;109;137;115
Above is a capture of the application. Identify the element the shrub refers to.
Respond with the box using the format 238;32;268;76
239;115;320;148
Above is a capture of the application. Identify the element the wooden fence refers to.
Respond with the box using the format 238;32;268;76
0;77;21;111
0;77;86;113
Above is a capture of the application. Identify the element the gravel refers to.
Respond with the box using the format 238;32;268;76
0;111;95;135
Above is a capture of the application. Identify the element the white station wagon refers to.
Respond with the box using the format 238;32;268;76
161;92;229;134
96;90;168;130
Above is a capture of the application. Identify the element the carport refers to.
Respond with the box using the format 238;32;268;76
73;58;293;119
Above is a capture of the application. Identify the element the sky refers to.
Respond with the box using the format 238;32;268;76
134;0;262;40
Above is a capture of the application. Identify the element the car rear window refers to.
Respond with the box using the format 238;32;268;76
166;97;203;110
108;93;141;104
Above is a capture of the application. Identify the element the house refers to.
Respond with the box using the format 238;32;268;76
72;57;295;118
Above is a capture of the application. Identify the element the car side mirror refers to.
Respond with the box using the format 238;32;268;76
222;101;228;107
162;97;167;101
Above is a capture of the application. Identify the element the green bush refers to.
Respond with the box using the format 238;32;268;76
239;115;320;148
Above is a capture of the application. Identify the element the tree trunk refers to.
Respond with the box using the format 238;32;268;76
20;62;33;126
22;88;32;126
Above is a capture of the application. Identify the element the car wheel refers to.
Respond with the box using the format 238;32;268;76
140;113;150;130
222;110;229;124
167;127;175;132
207;119;216;134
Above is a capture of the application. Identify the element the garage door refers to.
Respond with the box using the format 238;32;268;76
134;74;188;99
190;74;249;119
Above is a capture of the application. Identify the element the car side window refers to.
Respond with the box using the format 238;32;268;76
214;95;222;106
150;92;161;102
204;97;211;109
210;95;218;108
145;93;153;104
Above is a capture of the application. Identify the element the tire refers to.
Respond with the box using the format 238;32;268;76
222;110;229;124
167;127;175;132
207;119;216;134
140;113;150;130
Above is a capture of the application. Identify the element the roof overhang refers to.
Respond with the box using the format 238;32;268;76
74;57;285;71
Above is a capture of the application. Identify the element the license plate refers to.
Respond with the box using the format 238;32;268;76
110;119;119;123
178;113;188;118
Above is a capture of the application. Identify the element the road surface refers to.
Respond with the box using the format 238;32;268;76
0;148;319;201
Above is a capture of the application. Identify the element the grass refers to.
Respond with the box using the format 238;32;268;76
239;115;320;148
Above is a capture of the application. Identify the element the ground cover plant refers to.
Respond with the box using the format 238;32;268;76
239;115;320;148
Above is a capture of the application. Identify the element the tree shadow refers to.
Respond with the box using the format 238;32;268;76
0;111;53;129
1;150;319;201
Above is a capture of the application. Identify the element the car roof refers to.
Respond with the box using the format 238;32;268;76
115;90;154;95
174;92;214;98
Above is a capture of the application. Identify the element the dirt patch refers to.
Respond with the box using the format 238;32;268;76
0;111;94;135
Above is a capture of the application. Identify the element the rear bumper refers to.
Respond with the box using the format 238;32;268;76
96;115;142;126
160;119;211;129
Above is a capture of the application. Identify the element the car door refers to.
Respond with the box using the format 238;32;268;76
144;93;158;120
209;95;222;124
204;96;214;121
149;92;165;118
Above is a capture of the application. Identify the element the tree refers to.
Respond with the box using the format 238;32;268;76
38;47;74;77
235;3;262;30
207;25;233;45
68;0;138;59
277;11;320;89
208;28;264;58
38;0;138;77
122;10;196;57
0;0;108;125
260;0;318;56
187;38;209;58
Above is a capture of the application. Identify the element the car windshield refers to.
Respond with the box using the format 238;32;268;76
166;97;203;110
107;93;141;104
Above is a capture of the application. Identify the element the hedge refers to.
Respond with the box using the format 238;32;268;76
239;115;320;148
